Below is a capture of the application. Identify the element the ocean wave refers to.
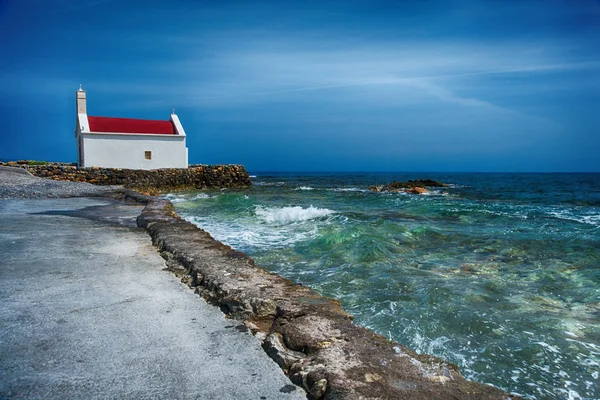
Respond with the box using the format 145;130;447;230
255;205;335;224
183;215;322;250
164;194;187;204
295;186;315;191
548;210;600;227
164;193;213;203
171;172;600;400
420;189;450;196
329;187;369;193
474;208;530;219
253;181;287;186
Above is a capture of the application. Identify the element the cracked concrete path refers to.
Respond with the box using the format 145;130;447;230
0;197;306;399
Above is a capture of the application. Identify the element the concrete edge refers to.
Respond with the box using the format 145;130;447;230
132;195;518;400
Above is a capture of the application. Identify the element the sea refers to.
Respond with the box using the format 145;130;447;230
165;172;600;400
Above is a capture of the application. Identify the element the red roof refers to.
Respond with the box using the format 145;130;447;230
88;116;175;135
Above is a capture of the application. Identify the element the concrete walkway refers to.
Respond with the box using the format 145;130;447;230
0;197;306;399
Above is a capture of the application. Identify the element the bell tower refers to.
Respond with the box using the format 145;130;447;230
75;85;88;167
76;84;86;114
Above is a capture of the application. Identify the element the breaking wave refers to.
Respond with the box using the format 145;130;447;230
328;187;369;193
164;192;212;203
548;209;600;227
255;205;335;224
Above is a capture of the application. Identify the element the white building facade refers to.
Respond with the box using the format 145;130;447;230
75;87;188;169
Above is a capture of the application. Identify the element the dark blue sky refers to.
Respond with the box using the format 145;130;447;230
1;0;599;171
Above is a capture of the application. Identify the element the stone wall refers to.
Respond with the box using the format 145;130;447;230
0;161;251;194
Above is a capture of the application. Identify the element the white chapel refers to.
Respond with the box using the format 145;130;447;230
75;86;188;169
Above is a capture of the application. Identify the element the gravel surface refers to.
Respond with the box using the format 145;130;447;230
0;166;122;199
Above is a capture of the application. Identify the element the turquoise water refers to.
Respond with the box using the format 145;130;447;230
167;173;600;399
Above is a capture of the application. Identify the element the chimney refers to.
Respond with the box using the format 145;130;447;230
76;84;86;114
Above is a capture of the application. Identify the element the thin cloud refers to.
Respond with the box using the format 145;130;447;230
166;33;598;107
423;60;600;81
188;59;600;101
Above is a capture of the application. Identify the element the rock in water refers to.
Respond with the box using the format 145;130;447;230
368;179;447;193
407;186;428;194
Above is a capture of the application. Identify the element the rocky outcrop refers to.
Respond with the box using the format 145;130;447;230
135;195;517;400
0;161;251;193
406;186;429;194
369;179;448;193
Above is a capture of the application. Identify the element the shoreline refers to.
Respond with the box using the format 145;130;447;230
133;193;515;399
0;166;515;399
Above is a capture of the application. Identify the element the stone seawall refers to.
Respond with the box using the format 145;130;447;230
0;161;251;194
133;194;516;400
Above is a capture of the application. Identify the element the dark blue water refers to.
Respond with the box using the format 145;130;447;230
167;173;600;399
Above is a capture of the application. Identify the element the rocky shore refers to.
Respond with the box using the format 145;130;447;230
1;167;516;399
135;195;516;400
0;161;251;195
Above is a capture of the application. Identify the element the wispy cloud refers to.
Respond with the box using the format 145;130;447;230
186;59;600;100
154;35;594;129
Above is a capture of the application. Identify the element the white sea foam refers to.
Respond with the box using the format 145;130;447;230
567;388;582;400
548;210;600;226
329;187;367;192
164;194;187;203
192;193;212;200
241;231;260;241
167;197;186;204
295;186;315;191
565;338;600;352
476;208;530;219
184;214;323;250
255;205;335;224
249;175;257;178
164;192;212;203
535;341;561;354
425;189;452;196
253;181;286;186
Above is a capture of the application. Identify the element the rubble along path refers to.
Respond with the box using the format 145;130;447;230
0;168;306;399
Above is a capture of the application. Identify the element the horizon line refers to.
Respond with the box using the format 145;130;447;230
1;159;598;174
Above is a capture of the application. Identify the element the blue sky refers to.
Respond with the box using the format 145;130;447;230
1;0;599;172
